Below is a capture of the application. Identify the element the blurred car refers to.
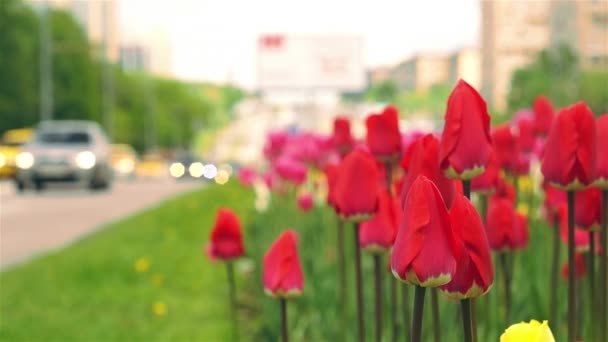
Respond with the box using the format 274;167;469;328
135;151;168;179
110;144;138;180
14;120;113;191
169;152;206;181
0;128;34;178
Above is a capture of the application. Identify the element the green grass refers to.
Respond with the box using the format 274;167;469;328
0;182;254;341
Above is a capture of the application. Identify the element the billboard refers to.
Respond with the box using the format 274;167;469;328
257;34;366;91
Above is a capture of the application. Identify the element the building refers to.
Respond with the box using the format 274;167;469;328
392;54;449;91
28;0;120;61
551;0;608;68
367;66;393;85
481;0;552;111
448;48;481;90
119;44;150;72
481;0;608;111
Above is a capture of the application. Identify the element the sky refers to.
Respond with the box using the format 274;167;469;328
119;0;480;89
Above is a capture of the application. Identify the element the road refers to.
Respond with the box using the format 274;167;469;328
0;178;201;270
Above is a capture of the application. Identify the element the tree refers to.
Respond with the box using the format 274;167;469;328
508;44;607;116
0;0;40;132
49;9;101;121
365;80;398;103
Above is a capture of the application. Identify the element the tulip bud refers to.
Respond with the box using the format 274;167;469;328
440;195;494;299
206;208;245;261
440;79;492;180
263;230;304;298
541;102;597;190
391;176;460;287
365;105;402;162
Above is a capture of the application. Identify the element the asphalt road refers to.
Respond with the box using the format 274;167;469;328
0;178;201;270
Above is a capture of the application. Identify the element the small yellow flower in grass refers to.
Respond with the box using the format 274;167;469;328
152;273;164;286
152;301;167;316
517;203;530;217
500;320;555;342
519;175;533;194
134;257;150;273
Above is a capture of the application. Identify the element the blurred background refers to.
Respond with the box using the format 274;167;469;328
0;0;607;260
1;0;607;267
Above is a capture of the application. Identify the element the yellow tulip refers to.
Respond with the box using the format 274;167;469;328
500;320;555;342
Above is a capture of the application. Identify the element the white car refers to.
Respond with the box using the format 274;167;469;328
14;120;113;191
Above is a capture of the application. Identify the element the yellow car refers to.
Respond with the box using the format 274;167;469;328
135;151;168;179
0;128;34;178
110;144;138;179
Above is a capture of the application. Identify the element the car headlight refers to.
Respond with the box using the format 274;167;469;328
16;152;34;169
189;162;204;178
169;162;185;178
0;153;5;168
75;151;96;170
116;158;135;174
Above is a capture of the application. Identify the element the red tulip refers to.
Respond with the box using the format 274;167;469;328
544;184;567;218
400;134;456;209
391;176;461;287
495;176;516;202
440;194;494;299
595;114;608;188
274;157;308;185
263;230;304;298
264;131;288;160
360;190;398;253
471;148;500;193
297;193;314;212
324;163;340;209
400;132;424;173
440;79;492;179
561;253;587;281
533;96;554;137
574;187;602;230
332;117;355;156
334;149;381;221
558;205;591;252
514;110;536;153
513;213;530;250
237;167;256;187
365;105;402;161
492;125;517;172
512;153;531;176
207;208;245;261
485;196;517;251
541;102;597;190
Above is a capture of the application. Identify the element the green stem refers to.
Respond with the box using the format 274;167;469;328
461;299;473;342
600;190;608;342
411;286;426;342
431;289;441;342
374;254;384;342
390;277;399;342
471;299;478;342
403;284;411;339
463;180;471;199
567;190;576;342
226;262;238;342
588;232;596;342
337;217;346;338
499;253;512;323
354;223;365;342
549;214;560;329
280;298;288;342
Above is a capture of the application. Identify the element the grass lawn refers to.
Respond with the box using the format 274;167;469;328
0;182;254;341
